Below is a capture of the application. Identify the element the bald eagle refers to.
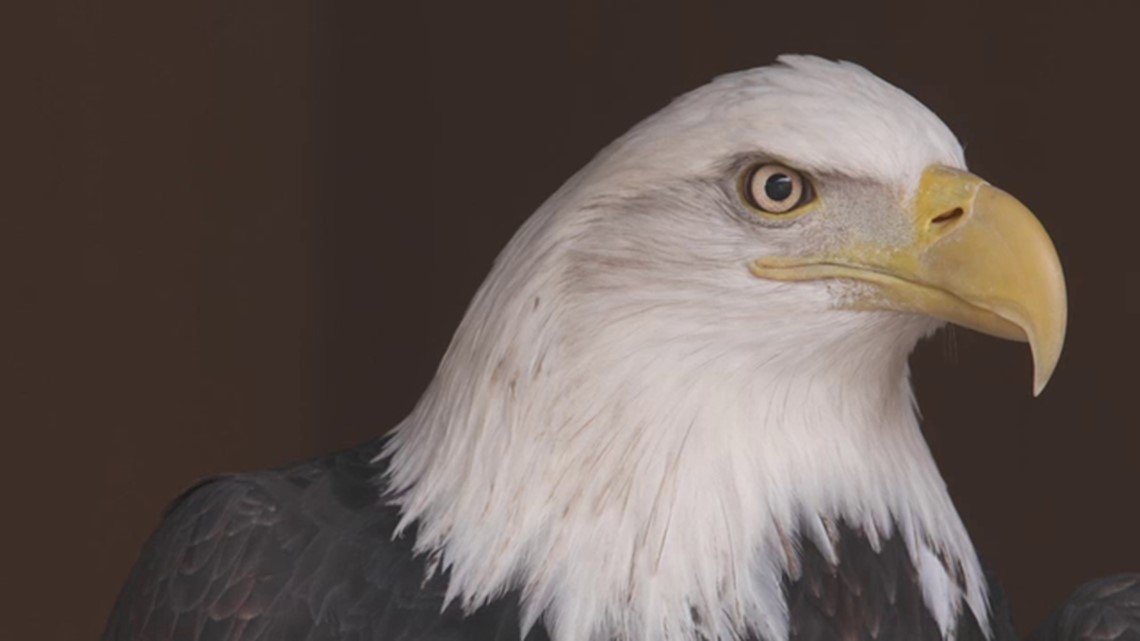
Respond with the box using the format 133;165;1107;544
105;55;1138;641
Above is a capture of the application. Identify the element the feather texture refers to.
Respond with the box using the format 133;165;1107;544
106;439;1023;641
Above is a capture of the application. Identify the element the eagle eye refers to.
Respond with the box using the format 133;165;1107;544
743;164;813;215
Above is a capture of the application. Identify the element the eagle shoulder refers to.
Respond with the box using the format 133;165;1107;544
103;440;538;641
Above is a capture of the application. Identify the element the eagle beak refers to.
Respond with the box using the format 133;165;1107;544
751;165;1067;395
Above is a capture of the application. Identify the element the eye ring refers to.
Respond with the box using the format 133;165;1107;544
743;163;813;214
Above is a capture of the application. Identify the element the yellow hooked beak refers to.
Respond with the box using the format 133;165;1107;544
750;165;1067;395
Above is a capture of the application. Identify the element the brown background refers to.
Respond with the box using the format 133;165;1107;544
8;1;1139;639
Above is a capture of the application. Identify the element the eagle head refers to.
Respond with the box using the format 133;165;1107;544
384;55;1066;641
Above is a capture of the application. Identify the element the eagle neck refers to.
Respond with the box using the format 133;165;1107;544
382;253;989;641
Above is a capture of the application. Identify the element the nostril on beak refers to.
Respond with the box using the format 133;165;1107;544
932;207;965;225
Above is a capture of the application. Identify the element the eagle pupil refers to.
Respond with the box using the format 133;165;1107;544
765;174;793;201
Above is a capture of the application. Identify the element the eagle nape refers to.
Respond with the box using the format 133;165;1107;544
104;55;1138;641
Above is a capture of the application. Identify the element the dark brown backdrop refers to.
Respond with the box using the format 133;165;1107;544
9;1;1139;639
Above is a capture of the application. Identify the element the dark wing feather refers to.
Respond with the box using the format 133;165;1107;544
783;520;1018;641
1029;575;1140;641
104;440;546;641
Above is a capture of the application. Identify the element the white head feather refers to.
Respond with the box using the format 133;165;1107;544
382;55;987;641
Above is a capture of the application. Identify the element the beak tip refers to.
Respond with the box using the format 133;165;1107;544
1030;340;1062;397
